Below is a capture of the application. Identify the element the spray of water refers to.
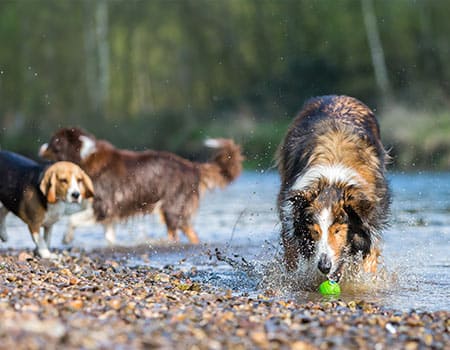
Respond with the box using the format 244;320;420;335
215;240;399;303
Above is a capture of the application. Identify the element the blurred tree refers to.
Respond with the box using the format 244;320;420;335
0;0;448;168
84;0;110;116
361;0;392;102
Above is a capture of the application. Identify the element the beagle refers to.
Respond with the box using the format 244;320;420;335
0;151;94;258
39;127;243;245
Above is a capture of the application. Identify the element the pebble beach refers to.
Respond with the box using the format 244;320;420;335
0;247;448;350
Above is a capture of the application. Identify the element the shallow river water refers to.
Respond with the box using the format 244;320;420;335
2;171;450;312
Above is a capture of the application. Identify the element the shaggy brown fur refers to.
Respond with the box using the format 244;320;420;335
277;95;390;283
40;128;243;244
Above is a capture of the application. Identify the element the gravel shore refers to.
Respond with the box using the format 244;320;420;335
0;247;448;349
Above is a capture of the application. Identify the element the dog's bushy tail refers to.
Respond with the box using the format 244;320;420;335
199;138;244;191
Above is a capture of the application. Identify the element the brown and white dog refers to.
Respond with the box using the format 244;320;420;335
277;95;390;286
39;127;243;245
0;151;94;258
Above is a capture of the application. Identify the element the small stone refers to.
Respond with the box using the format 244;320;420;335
291;340;315;350
250;331;268;346
404;341;419;350
18;252;33;262
108;298;122;310
348;301;357;311
67;299;84;310
385;323;396;334
423;334;433;346
60;268;72;276
154;273;170;283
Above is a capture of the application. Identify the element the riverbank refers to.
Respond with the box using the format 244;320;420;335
0;247;447;349
4;105;450;173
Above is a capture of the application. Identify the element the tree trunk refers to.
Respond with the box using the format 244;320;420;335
83;1;97;114
361;0;392;103
95;0;109;113
83;0;109;116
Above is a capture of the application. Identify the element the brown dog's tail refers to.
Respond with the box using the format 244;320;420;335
199;138;244;191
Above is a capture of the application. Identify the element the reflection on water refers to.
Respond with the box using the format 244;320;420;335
2;171;450;311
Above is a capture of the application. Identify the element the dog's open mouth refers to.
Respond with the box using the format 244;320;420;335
327;261;345;282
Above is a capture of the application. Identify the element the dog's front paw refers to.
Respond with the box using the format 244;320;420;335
105;237;116;246
105;230;116;246
36;249;59;260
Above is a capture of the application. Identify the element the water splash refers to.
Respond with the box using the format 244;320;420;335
214;243;401;304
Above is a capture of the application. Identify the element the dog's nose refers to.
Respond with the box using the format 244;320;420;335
318;254;332;274
71;191;80;200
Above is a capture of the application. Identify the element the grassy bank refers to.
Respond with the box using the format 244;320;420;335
380;107;450;170
1;106;449;172
202;107;450;171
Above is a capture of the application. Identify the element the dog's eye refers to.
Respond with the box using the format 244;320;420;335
309;224;321;240
59;178;68;183
331;225;346;236
311;231;319;240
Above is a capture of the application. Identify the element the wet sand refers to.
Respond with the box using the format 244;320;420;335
0;247;448;350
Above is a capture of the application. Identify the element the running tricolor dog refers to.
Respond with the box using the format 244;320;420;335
277;95;390;284
39;128;243;245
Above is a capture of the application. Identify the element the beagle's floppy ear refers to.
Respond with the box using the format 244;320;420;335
40;170;57;204
80;170;94;198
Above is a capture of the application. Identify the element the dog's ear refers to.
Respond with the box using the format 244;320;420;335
286;190;307;208
40;170;57;204
80;170;94;198
38;143;48;157
344;203;371;256
287;188;318;207
343;187;373;223
343;188;372;256
79;135;96;160
286;189;315;227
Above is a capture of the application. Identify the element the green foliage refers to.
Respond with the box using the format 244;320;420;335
380;107;450;170
0;0;449;169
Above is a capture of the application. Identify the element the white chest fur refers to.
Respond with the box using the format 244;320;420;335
43;201;66;227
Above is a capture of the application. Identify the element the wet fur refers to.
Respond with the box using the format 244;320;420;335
277;95;390;282
40;128;243;244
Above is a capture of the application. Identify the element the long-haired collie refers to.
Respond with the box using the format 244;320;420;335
277;95;390;285
39;128;243;245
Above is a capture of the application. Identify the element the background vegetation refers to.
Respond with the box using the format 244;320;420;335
0;0;449;170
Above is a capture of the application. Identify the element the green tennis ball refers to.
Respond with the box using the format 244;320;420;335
318;280;341;296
